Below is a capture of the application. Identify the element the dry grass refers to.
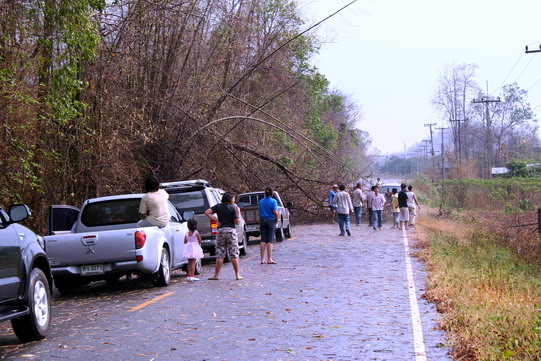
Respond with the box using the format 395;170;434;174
414;208;541;361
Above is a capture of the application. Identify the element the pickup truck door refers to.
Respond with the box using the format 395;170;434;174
165;204;186;267
47;205;80;235
0;220;23;301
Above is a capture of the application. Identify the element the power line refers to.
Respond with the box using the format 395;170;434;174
493;49;524;94
513;53;536;84
527;76;541;91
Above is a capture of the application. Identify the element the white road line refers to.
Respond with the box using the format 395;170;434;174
403;228;428;361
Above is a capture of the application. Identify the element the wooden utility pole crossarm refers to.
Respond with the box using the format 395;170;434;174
525;45;541;54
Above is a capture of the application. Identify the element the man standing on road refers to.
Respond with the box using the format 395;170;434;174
371;187;386;230
328;185;338;223
352;183;365;227
407;185;421;228
204;192;243;280
398;184;410;230
334;184;354;237
259;186;279;264
366;186;376;227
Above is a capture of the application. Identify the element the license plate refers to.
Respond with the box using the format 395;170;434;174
81;264;104;276
246;224;258;231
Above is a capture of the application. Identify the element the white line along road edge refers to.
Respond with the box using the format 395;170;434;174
403;228;427;361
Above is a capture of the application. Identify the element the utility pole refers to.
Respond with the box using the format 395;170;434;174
424;122;437;171
435;125;449;180
472;96;502;178
449;119;468;164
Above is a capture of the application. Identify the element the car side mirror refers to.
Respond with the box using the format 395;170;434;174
182;210;195;221
9;204;30;223
285;201;293;209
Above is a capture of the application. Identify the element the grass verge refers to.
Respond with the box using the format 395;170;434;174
416;209;541;361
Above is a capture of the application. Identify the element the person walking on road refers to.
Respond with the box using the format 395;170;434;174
183;219;204;282
334;184;354;236
352;183;365;226
366;186;376;227
407;185;421;228
204;192;243;280
391;188;400;229
328;185;338;223
259;186;279;264
371;187;386;230
137;175;170;228
398;184;410;230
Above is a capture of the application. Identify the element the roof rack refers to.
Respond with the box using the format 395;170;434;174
160;179;211;191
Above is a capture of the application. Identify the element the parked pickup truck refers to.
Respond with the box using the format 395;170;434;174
237;191;293;242
0;204;52;342
44;194;196;295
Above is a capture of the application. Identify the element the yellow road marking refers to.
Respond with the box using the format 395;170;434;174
242;254;258;262
127;292;174;312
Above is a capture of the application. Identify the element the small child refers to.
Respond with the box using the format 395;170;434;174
183;219;204;282
391;188;400;229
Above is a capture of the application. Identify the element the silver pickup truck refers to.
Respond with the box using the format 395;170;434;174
44;194;196;295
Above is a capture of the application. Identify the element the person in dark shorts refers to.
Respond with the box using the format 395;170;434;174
204;192;243;280
259;186;279;264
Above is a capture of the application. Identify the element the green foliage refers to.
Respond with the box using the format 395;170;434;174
434;178;541;212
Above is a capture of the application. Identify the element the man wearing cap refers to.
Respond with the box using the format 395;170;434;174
328;184;338;223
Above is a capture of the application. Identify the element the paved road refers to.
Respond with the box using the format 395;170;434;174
0;222;451;360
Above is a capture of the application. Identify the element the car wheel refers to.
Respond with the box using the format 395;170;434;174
54;277;77;296
239;230;248;256
11;268;51;342
154;248;171;287
284;220;292;239
194;259;202;275
275;226;284;242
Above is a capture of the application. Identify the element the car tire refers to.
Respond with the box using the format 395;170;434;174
194;259;202;275
284;220;292;239
154;248;171;287
239;230;248;256
54;277;77;296
275;226;284;242
11;268;51;342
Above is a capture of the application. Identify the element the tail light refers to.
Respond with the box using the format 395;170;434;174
211;219;218;236
135;230;147;249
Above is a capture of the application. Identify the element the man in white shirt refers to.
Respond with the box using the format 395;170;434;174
371;187;386;230
406;185;421;228
138;176;170;228
352;183;365;226
333;184;354;237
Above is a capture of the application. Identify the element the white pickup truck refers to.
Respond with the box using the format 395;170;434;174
44;194;197;295
237;191;293;242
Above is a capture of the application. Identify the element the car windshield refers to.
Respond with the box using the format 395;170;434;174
81;199;141;227
168;190;209;213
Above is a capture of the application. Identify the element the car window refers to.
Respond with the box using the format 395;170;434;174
167;190;209;213
0;209;7;228
168;203;180;222
81;199;141;227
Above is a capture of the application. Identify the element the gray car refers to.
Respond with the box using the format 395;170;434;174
161;180;247;257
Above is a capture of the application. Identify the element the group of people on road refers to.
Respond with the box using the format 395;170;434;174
327;179;421;236
137;176;281;282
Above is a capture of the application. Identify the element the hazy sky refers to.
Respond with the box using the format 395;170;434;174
300;0;541;155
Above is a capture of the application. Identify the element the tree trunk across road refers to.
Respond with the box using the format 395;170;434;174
0;222;451;360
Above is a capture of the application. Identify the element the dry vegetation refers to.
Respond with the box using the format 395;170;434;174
1;0;371;233
414;191;541;360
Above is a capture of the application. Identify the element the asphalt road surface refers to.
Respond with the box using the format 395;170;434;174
0;221;451;361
